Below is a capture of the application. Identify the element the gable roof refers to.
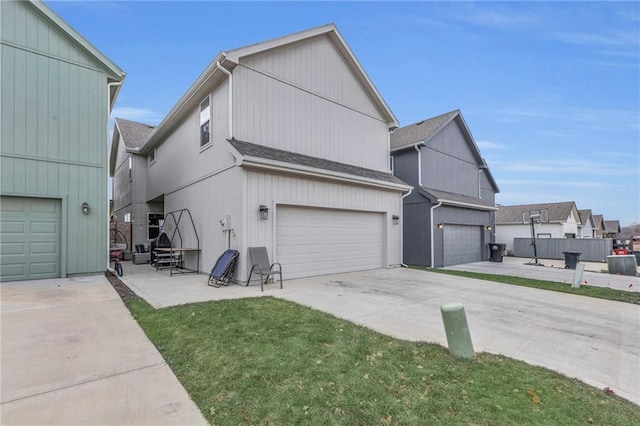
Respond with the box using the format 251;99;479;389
604;220;621;233
142;23;396;153
592;214;605;230
496;201;578;224
115;118;155;150
109;118;155;175
390;109;500;193
420;187;497;211
228;139;409;191
577;209;594;226
28;0;125;109
390;110;458;151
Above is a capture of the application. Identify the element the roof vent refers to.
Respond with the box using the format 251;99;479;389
416;121;424;125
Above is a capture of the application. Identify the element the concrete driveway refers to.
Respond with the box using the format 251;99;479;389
277;268;640;406
0;275;207;425
117;262;640;406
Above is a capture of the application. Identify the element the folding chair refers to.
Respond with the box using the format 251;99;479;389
246;247;283;291
208;249;239;287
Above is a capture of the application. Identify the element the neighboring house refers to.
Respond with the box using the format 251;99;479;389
110;118;162;250
0;0;125;282
112;24;410;281
390;110;500;267
577;209;596;238
593;214;606;238
495;201;581;252
603;220;621;238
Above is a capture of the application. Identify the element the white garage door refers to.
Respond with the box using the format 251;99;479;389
0;197;61;282
276;206;384;279
443;224;482;266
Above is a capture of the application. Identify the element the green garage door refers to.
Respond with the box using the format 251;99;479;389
0;197;61;282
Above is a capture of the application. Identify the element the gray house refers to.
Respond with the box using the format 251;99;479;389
110;118;162;250
391;110;499;267
111;24;410;281
0;0;125;281
593;214;606;238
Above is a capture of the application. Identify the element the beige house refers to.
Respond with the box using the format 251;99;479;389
111;24;409;281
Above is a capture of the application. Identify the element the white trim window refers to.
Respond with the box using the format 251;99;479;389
389;156;394;174
148;148;156;165
128;156;132;180
200;96;211;147
124;212;131;223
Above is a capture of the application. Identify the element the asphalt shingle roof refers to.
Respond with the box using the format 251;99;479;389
421;187;494;207
390;110;458;150
496;201;577;224
115;118;155;150
578;209;592;226
604;220;621;233
229;139;407;186
593;214;605;230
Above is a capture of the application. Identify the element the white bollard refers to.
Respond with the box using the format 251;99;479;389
571;263;585;288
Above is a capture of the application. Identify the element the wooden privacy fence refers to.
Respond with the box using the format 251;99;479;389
513;238;613;262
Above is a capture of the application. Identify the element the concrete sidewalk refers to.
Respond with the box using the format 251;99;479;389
0;275;207;425
445;256;640;293
116;263;640;405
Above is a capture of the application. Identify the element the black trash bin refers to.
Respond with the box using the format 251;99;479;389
562;251;581;270
488;243;506;262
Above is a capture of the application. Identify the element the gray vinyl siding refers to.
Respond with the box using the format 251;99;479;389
244;170;402;283
147;80;231;201
422;120;482;197
233;35;389;172
1;0;112;276
432;206;492;267
480;171;495;204
402;202;431;266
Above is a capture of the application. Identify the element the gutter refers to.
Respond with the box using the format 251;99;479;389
430;201;442;268
216;54;233;139
240;156;410;192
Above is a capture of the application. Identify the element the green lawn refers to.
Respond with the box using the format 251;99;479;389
126;296;640;425
420;268;640;305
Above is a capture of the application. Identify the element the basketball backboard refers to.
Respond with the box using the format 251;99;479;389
523;209;549;224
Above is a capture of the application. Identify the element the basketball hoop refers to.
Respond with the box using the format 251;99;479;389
523;209;549;266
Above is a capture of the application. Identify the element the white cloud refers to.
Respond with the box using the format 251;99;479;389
476;140;507;150
503;159;639;177
111;107;162;124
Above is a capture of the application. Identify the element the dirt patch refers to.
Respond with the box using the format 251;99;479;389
105;271;139;302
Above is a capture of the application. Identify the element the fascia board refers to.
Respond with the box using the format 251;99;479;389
438;199;499;211
239;156;410;192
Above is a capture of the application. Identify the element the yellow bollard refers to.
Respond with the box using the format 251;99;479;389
440;302;475;360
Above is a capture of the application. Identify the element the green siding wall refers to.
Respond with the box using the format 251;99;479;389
1;0;111;276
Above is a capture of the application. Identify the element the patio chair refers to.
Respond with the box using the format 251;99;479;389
246;247;283;291
208;249;239;287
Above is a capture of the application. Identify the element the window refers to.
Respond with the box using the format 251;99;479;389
124;213;131;223
128;156;132;180
200;96;211;147
148;213;164;240
390;156;394;174
149;148;156;165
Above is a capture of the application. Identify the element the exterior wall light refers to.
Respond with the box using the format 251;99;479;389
259;205;269;220
82;202;90;215
392;215;400;225
437;223;444;229
486;225;492;231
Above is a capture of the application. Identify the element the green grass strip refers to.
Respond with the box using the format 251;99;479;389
417;268;640;305
126;296;640;425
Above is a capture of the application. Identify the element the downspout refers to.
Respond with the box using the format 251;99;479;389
414;142;424;187
106;77;125;271
399;186;413;267
216;55;233;139
430;201;442;268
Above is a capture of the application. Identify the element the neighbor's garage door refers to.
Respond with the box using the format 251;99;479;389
276;206;384;279
443;224;482;266
0;197;61;282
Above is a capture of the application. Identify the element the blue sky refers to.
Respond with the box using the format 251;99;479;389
48;1;639;226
